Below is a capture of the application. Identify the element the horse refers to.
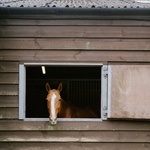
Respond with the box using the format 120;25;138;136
46;82;98;125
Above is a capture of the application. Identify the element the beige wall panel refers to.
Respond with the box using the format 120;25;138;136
109;65;150;119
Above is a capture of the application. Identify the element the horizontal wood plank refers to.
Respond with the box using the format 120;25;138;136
0;38;150;50
0;96;18;107
0;50;150;62
0;73;18;84
0;143;149;150
0;120;150;131
0;85;18;96
1;131;150;142
0;108;18;119
0;19;150;26
1;26;150;38
0;62;18;72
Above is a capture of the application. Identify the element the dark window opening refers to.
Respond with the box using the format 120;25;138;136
26;66;101;118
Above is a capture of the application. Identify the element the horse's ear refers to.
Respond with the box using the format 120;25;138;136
46;82;51;92
58;82;63;92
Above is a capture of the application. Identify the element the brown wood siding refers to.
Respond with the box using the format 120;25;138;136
1;143;150;150
0;16;150;149
1;26;150;38
0;121;150;149
1;38;150;50
0;61;19;120
1;50;150;62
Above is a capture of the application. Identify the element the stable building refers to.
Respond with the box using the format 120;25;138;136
0;0;150;149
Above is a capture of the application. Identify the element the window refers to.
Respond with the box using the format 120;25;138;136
19;64;150;121
19;63;108;121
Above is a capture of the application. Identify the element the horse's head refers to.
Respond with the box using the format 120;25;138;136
46;82;63;125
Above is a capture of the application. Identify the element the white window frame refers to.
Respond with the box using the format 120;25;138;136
19;62;108;121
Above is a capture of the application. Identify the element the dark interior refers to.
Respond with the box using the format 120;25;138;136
26;66;101;118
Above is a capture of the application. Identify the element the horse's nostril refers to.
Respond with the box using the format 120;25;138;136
51;120;57;125
49;117;57;125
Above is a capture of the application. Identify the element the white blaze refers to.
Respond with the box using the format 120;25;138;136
51;93;57;120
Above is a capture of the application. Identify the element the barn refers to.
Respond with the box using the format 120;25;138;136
0;0;150;149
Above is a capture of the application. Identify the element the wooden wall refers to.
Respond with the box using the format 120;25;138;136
0;14;150;149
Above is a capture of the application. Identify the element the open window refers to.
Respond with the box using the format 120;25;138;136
19;63;108;121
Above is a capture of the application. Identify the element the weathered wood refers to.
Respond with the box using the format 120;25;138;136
0;108;18;119
0;143;150;150
0;38;150;50
0;120;150;131
1;130;150;142
0;96;18;107
0;85;18;96
1;26;149;38
0;19;150;26
0;13;150;150
109;65;150;119
0;73;18;84
0;62;18;72
0;50;150;62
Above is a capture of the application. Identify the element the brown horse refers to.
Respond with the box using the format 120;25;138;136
46;82;98;125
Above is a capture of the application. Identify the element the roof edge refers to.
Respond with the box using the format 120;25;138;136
0;7;150;19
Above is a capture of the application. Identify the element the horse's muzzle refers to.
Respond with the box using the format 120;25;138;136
49;117;57;125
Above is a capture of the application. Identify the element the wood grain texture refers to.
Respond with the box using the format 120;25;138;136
0;85;18;96
0;143;150;150
1;131;150;142
0;120;150;131
0;73;18;84
0;108;18;119
0;50;150;62
0;62;19;73
0;38;150;50
1;26;150;38
0;96;18;107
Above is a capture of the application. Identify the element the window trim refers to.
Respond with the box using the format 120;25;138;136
19;62;108;121
107;65;112;119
